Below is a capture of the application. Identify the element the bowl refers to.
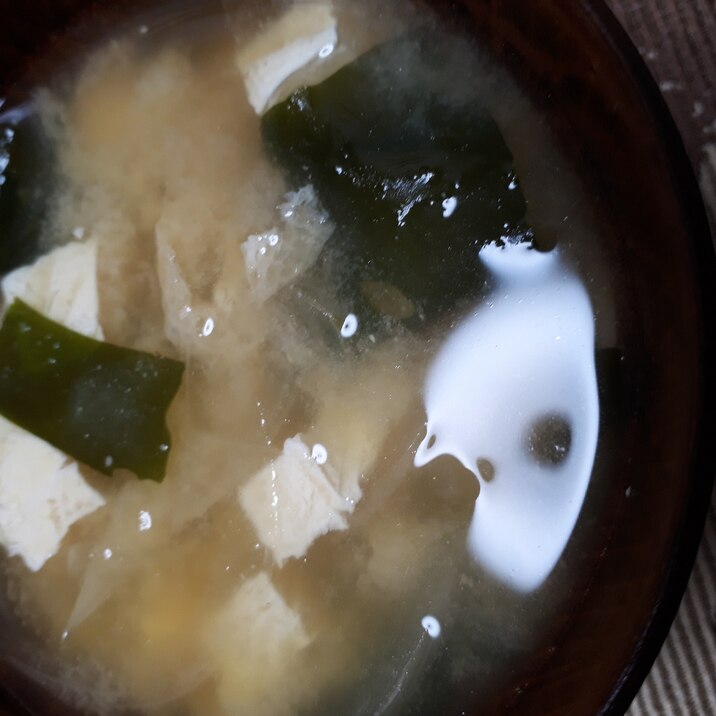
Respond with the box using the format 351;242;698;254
1;1;714;714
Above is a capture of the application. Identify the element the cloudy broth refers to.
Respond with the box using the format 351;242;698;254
0;1;613;714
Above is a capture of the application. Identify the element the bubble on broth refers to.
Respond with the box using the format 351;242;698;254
421;614;441;639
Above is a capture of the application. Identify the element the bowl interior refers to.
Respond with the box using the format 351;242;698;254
0;1;714;714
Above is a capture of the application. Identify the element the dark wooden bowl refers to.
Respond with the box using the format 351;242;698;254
1;1;714;714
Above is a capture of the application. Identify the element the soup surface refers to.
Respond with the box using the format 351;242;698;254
0;1;613;713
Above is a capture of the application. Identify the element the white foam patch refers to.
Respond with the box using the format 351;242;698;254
415;242;599;592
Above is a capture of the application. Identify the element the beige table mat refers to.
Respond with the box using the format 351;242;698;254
605;1;716;713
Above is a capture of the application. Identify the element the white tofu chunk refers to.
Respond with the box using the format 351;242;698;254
239;435;352;565
0;415;105;571
1;239;104;339
204;572;310;715
236;3;337;114
0;240;105;571
242;185;333;302
208;571;310;658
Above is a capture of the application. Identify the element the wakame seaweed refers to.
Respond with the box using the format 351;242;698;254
261;34;534;326
0;299;184;482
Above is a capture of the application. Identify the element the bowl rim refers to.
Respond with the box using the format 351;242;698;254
583;2;716;713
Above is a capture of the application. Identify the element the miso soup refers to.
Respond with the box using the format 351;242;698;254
0;1;614;714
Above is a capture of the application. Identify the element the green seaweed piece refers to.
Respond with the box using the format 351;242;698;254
262;34;534;324
0;299;184;482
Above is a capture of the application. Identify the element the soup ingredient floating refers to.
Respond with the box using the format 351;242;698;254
2;240;108;571
236;2;338;115
0;299;184;483
261;34;534;326
415;242;599;592
0;414;105;571
204;571;311;713
240;435;357;565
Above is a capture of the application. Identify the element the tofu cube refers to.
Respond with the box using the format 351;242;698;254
1;239;104;339
236;3;337;114
204;572;310;715
1;239;106;570
0;415;105;571
239;435;352;565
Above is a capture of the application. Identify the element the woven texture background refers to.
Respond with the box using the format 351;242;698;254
606;1;716;713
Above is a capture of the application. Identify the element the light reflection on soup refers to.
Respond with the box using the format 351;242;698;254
0;1;612;714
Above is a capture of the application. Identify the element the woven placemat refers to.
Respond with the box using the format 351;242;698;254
606;1;716;713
